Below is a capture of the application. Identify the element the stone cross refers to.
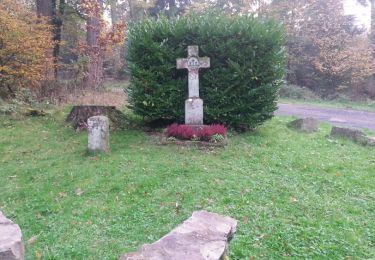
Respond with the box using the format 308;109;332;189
176;46;210;125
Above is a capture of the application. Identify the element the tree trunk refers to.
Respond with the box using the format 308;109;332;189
110;0;124;77
85;0;104;89
52;0;65;74
371;0;375;47
66;105;128;130
36;0;55;80
36;0;53;17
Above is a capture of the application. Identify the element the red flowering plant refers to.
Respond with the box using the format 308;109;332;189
166;124;227;142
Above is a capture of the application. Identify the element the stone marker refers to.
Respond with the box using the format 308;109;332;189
288;117;319;133
330;126;369;145
177;46;210;125
87;116;110;153
0;211;24;260
368;136;375;145
120;210;237;260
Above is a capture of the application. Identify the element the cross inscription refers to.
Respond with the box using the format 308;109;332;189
176;46;210;98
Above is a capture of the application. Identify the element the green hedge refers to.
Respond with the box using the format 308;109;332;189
127;12;285;129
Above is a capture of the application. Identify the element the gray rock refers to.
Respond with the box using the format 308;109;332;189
288;117;319;132
366;136;375;146
87;116;110;153
0;212;24;260
330;126;369;145
120;211;237;260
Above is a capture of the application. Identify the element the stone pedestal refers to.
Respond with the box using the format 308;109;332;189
0;211;25;260
185;98;203;125
87;116;110;153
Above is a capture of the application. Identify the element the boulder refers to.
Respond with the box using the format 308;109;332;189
0;212;24;260
120;211;237;260
288;117;319;133
330;126;369;145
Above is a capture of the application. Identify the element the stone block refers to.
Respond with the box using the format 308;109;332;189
330;126;369;145
88;116;110;153
368;136;375;146
0;212;24;260
120;210;237;260
288;117;318;133
185;98;203;125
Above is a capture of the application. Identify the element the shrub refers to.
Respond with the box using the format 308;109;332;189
127;12;285;129
166;124;227;141
166;123;196;140
198;124;227;141
279;84;319;100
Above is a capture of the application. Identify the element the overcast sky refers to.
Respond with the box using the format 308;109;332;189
344;0;371;29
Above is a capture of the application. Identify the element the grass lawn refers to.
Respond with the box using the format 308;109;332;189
280;98;375;112
1;111;375;259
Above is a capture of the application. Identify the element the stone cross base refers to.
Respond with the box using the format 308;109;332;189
87;116;110;153
185;98;203;125
120;210;237;260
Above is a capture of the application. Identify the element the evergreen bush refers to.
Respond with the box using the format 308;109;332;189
127;12;285;129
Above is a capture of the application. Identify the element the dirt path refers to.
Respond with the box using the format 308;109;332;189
276;103;375;131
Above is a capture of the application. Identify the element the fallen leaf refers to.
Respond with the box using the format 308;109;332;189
75;188;84;196
58;192;67;198
35;251;42;259
28;235;38;245
290;197;298;203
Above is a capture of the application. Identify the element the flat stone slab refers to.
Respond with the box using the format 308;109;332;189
0;212;24;260
288;117;319;132
120;211;237;260
330;126;370;145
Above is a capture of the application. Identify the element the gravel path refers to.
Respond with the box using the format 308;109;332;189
276;103;375;131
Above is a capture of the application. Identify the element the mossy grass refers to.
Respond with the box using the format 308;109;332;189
280;97;375;112
1;111;374;259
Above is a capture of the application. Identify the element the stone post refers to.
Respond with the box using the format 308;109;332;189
87;116;110;153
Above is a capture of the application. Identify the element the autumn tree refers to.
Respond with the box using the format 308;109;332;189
0;0;54;96
267;0;375;97
355;0;375;46
356;0;375;97
186;0;267;15
108;0;127;76
149;0;190;16
36;0;66;75
73;0;125;89
81;0;105;88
